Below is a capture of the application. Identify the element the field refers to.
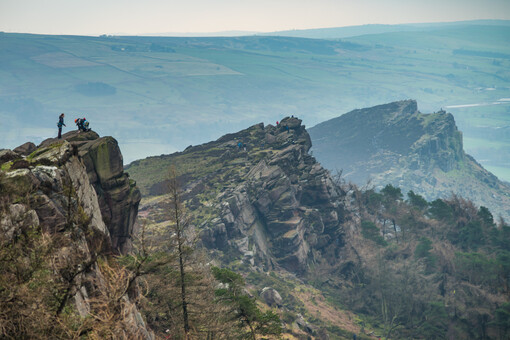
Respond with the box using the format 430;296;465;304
0;23;509;180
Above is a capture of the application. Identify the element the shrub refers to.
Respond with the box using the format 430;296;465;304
361;221;387;246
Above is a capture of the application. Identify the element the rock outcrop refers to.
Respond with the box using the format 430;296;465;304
13;141;36;156
0;131;150;338
128;117;349;274
309;100;510;220
38;131;141;253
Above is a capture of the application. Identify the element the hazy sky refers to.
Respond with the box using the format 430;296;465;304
1;0;510;35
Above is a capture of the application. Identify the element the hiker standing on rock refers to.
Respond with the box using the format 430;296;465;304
57;113;66;139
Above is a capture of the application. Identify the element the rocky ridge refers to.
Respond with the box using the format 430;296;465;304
126;116;510;338
0;130;150;338
128;117;353;274
309;100;510;221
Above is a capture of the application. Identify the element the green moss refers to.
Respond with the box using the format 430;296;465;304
93;140;113;180
26;142;65;161
1;161;12;171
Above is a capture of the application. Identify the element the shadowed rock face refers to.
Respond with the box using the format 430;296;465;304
76;136;141;253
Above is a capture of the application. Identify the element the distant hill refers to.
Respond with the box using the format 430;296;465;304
263;20;510;39
309;100;510;221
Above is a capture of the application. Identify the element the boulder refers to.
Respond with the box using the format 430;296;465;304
295;313;314;333
30;141;73;166
39;130;99;148
260;287;283;307
279;116;302;130
0;149;19;164
13;142;36;156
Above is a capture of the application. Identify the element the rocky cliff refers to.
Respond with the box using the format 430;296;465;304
0;131;150;338
309;100;510;221
127;117;351;274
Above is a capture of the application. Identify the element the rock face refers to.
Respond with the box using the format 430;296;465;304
37;131;141;253
309;100;463;180
309;100;510;220
77;136;141;253
0;131;149;337
128;117;349;274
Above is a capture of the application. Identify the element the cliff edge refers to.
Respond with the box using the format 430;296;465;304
0;130;150;338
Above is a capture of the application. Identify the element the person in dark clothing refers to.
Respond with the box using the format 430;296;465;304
75;118;82;131
75;117;91;132
57;113;66;138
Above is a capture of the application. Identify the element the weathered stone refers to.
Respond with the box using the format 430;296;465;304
0;149;18;164
128;117;347;275
76;136;141;253
280;116;302;129
201;222;228;249
30;141;73;166
295;313;314;333
32;165;63;193
39;130;99;148
66;156;110;236
31;193;67;232
13;142;36;156
260;287;283;307
0;204;39;241
308;100;510;221
5;168;41;190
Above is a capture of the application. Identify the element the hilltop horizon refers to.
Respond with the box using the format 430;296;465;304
2;0;510;36
3;19;510;37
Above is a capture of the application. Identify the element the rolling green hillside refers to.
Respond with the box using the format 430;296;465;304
1;23;509;181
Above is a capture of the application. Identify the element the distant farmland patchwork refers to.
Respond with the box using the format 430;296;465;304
0;24;509;181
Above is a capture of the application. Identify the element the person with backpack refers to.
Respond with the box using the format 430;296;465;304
75;117;91;132
57;113;66;139
75;118;83;131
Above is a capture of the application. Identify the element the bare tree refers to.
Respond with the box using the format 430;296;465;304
167;166;192;339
